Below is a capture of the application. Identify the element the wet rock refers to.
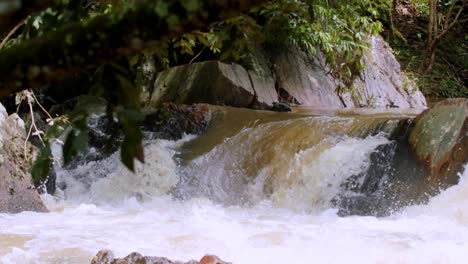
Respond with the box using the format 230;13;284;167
150;61;274;109
90;250;230;264
64;103;211;171
409;98;467;185
271;102;291;112
335;99;467;217
198;255;230;264
144;103;211;141
0;103;48;213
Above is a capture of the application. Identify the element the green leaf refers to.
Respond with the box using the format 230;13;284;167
32;145;52;186
118;109;145;172
62;127;88;165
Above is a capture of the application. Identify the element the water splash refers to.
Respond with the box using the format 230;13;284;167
55;136;194;205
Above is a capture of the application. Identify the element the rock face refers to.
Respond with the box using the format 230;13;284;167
91;250;230;264
0;103;48;213
343;36;427;108
148;35;426;110
409;98;467;184
272;47;343;107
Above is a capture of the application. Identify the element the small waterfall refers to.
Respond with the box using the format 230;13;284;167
3;107;468;264
172;108;406;213
54;106;427;215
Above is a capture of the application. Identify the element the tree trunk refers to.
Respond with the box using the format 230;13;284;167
424;41;438;74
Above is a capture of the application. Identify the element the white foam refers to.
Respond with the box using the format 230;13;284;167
1;119;467;263
55;136;194;205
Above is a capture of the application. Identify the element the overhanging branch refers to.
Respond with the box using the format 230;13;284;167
0;0;266;98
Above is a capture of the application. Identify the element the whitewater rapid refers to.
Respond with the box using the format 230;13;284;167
1;113;468;263
1;164;468;264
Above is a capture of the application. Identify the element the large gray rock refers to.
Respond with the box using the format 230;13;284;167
0;103;48;213
246;48;278;106
341;36;427;109
148;35;426;110
273;35;426;109
150;61;276;109
272;47;343;107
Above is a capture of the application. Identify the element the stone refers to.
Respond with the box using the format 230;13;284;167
151;61;256;108
409;98;467;184
342;36;427;109
271;102;291;112
273;35;427;109
273;47;343;107
198;255;230;264
90;250;229;264
246;47;279;107
0;103;48;213
143;103;212;140
148;35;426;110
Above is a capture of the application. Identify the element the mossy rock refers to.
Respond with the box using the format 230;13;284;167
409;98;468;184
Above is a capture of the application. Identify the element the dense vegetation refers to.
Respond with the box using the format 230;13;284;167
387;0;467;99
0;0;466;185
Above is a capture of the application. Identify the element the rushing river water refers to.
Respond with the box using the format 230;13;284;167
0;107;467;264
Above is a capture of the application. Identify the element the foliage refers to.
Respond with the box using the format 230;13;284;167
389;0;467;98
1;0;420;179
216;0;387;84
146;0;389;84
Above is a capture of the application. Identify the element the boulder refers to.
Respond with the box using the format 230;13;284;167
272;47;343;107
0;103;48;213
409;98;467;184
150;61;276;109
335;98;467;216
90;250;230;264
245;47;279;107
342;36;427;109
143;103;212;140
148;36;426;110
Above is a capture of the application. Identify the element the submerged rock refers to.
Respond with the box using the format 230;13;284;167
144;103;211;140
90;250;230;264
409;98;467;185
0;103;48;213
271;102;291;112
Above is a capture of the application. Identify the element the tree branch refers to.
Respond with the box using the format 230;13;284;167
0;0;266;98
435;0;467;41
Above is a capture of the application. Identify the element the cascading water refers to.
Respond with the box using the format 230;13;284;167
0;107;467;264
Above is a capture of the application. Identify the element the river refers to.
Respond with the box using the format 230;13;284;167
1;107;467;263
